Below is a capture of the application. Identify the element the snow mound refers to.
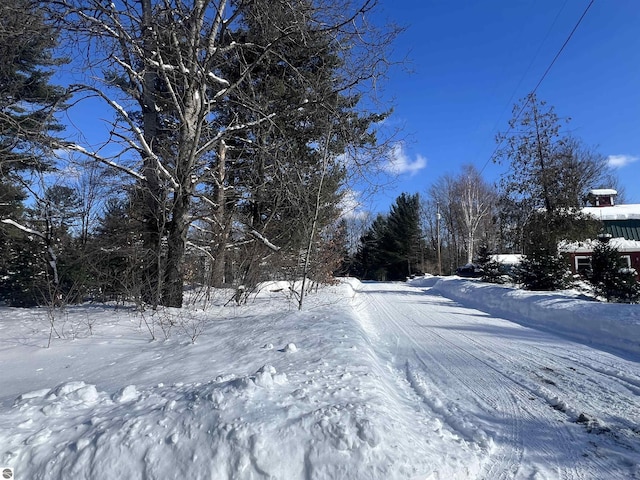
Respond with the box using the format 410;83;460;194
112;385;139;403
282;342;298;353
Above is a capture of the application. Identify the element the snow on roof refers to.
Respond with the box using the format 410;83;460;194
588;188;617;196
490;254;522;264
582;204;640;221
559;237;640;253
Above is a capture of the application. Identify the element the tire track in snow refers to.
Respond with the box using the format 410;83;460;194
357;284;527;478
423;291;640;463
355;282;632;479
470;334;640;463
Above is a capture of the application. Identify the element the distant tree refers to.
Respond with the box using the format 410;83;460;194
453;165;496;264
417;200;441;275
426;174;463;273
495;93;610;254
0;220;44;306
425;167;498;273
350;193;423;281
351;214;389;280
87;196;143;302
476;241;507;284
382;193;423;280
588;241;640;303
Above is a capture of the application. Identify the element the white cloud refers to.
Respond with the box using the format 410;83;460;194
338;189;368;220
607;154;639;168
383;143;427;175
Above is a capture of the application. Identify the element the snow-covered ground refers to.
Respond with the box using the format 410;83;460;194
1;277;640;479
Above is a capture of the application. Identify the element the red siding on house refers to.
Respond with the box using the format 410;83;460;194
566;251;640;280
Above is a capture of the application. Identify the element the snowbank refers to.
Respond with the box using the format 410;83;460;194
0;282;450;480
412;276;640;357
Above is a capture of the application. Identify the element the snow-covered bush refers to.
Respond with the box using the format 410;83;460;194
588;241;640;303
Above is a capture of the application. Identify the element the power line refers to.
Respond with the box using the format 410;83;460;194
479;0;595;176
481;0;569;158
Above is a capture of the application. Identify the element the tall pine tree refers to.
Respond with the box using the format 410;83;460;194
0;0;67;306
351;193;423;281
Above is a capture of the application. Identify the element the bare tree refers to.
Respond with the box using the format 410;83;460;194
454;165;496;264
495;93;616;253
426;166;497;270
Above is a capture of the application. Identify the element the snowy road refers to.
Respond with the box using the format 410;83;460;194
353;281;640;479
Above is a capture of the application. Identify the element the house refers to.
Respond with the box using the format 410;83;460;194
560;189;640;277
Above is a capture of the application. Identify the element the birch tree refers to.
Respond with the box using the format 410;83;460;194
454;165;495;264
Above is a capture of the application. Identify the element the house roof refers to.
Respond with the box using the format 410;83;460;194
582;204;640;221
490;254;522;265
560;237;640;253
604;219;640;241
588;188;618;196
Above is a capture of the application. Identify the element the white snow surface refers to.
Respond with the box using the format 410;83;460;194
560;236;640;253
582;204;640;220
1;277;640;479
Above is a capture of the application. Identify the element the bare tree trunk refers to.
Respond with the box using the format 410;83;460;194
298;134;331;311
140;0;164;308
163;189;189;307
211;141;232;288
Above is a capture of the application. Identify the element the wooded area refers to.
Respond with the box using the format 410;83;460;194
0;0;398;308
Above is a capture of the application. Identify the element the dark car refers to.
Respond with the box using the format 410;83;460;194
456;263;483;278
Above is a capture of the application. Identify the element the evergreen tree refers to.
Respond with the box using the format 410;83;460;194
513;243;572;291
382;193;423;280
351;214;389;280
0;0;66;169
88;196;143;302
0;228;44;306
588;241;640;303
495;94;611;255
477;241;507;284
0;0;67;305
350;193;423;281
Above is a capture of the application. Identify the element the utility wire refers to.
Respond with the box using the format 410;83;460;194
480;0;568;162
479;0;595;176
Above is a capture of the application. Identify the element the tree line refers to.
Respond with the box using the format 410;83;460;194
1;1;636;308
0;0;398;308
345;94;638;302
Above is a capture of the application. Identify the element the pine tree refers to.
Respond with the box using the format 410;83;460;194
88;196;143;302
350;193;423;281
477;241;507;284
589;241;640;303
382;193;423;280
351;214;389;280
0;1;67;305
514;243;572;291
0;0;66;168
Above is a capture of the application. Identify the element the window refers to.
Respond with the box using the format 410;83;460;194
575;256;591;275
620;255;631;268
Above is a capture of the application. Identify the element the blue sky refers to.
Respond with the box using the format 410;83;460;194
368;0;640;212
